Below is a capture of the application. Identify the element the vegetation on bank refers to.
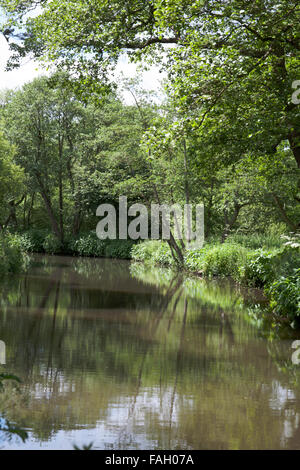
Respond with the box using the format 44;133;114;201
17;229;135;259
0;233;28;276
0;227;299;325
132;233;300;325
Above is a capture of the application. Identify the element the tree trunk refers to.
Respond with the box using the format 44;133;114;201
35;172;62;242
183;139;191;243
72;208;82;236
40;190;62;240
152;179;185;265
4;195;25;229
288;131;300;170
221;202;242;243
167;232;185;266
271;193;298;231
27;193;35;229
58;134;64;244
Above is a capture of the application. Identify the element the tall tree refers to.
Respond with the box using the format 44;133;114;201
0;127;24;229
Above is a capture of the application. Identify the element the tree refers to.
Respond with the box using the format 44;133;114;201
0;127;24;229
1;0;299;242
3;76;84;241
2;74;154;238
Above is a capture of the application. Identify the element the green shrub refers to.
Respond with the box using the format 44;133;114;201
184;244;212;271
131;240;174;266
17;230;136;259
104;239;135;259
152;242;174;266
267;269;300;322
69;233;135;259
0;233;28;276
225;232;283;250
239;249;279;287
132;240;253;278
70;233;105;257
201;243;249;280
132;240;251;276
43;233;63;254
18;229;48;252
131;240;157;262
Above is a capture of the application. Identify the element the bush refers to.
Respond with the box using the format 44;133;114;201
18;229;48;252
0;233;28;276
239;249;279;287
132;237;300;325
69;233;105;257
131;240;174;266
104;239;135;259
69;233;135;259
43;233;63;254
133;241;252;279
238;237;299;322
17;230;135;259
132;240;250;276
131;240;159;262
225;232;284;250
267;269;300;322
184;245;212;271
201;243;249;280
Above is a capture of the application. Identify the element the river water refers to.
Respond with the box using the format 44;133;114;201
0;254;300;450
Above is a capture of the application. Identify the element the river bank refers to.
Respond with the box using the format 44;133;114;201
1;230;299;328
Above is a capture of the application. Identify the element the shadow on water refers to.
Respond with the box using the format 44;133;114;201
0;254;300;449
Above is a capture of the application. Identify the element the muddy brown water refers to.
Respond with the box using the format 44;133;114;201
0;255;299;450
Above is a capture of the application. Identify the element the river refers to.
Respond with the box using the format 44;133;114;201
0;254;299;450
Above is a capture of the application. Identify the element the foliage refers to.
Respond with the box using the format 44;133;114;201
18;229;49;253
201;244;249;280
70;233;134;259
132;240;175;266
1;75;151;245
42;233;63;255
267;269;300;322
69;233;106;257
18;229;135;259
242;236;300;288
225;232;284;250
103;239;135;259
0;0;299;325
0;373;28;443
240;249;280;288
0;233;28;276
130;236;300;323
67;233;135;259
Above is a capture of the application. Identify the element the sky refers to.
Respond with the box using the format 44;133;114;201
0;35;165;104
0;35;43;89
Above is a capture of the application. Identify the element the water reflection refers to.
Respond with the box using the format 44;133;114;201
0;255;300;449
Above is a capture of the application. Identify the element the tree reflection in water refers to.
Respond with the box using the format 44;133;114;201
0;255;300;449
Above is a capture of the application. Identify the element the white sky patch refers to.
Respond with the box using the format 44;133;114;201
115;55;166;104
0;36;46;90
116;68;166;104
0;36;165;103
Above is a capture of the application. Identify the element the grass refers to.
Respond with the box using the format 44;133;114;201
224;232;284;250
